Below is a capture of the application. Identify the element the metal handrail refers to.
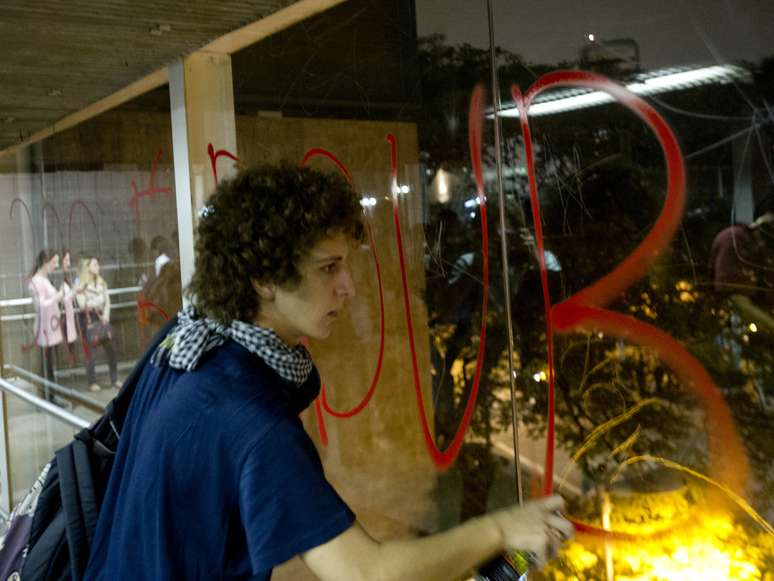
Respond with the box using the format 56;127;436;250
3;365;105;414
0;286;145;323
0;285;142;309
0;262;154;281
0;301;139;323
0;377;90;430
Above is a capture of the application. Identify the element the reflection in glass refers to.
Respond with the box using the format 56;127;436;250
488;0;773;577
0;0;769;578
1;88;180;418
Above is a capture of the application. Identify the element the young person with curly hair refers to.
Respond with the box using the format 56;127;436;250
84;163;571;581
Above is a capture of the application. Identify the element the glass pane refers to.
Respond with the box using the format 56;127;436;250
232;2;514;578
2;392;89;505
491;0;774;578
0;86;180;473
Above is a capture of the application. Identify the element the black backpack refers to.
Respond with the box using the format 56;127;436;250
0;317;177;581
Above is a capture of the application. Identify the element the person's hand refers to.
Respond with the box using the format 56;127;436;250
101;315;109;325
488;495;574;566
750;211;774;230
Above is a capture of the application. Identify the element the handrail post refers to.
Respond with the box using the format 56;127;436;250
0;307;12;514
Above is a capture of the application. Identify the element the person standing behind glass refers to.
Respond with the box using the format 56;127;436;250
58;249;79;366
145;235;182;323
75;257;118;392
28;249;70;400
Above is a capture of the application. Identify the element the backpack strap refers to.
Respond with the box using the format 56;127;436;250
72;439;97;548
56;439;100;580
56;445;89;580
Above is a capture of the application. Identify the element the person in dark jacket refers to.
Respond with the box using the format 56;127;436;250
84;163;572;581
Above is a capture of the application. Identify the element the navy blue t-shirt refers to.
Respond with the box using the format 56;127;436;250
84;340;354;580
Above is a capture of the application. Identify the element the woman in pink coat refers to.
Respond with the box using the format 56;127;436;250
28;249;72;400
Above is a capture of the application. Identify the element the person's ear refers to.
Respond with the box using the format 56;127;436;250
251;278;275;301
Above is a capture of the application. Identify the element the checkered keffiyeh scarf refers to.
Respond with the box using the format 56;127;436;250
151;305;313;385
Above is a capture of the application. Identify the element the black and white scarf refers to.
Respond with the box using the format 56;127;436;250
151;304;313;385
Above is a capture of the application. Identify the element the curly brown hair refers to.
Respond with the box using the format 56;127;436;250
186;162;365;324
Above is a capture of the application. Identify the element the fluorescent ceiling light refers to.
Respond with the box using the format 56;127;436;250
496;64;748;118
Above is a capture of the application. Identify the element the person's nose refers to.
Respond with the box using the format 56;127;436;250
336;265;355;299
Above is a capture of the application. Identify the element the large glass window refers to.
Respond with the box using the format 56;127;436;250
491;2;773;579
230;1;773;579
0;86;181;504
230;3;514;579
1;0;771;577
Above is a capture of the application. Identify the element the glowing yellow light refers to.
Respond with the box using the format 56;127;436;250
436;169;449;203
553;512;767;581
748;322;757;333
450;358;464;382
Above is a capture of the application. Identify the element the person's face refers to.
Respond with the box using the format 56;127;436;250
89;258;100;276
47;254;60;272
255;232;356;345
62;253;70;270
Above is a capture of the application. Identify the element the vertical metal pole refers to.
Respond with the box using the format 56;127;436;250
487;0;524;505
0;309;13;514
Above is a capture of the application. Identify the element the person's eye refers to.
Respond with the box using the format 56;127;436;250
322;263;338;274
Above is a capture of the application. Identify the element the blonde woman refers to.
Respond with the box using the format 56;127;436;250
75;257;118;391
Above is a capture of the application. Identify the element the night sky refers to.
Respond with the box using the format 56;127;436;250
416;0;774;69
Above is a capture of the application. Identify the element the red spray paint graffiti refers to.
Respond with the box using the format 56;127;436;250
6;164;174;383
298;148;386;444
512;71;749;537
10;198;46;352
301;87;490;472
136;300;171;322
128;149;172;229
42;202;66;250
387;84;491;471
10;198;93;357
128;149;177;328
67;199;99;253
201;82;749;510
207;143;240;184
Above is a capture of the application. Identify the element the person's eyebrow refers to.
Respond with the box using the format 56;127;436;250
311;255;344;264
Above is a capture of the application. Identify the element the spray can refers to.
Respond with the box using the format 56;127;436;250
474;550;536;581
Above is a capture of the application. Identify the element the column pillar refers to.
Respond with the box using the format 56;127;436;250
168;52;238;295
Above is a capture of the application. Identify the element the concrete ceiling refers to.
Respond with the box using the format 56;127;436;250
0;0;299;153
